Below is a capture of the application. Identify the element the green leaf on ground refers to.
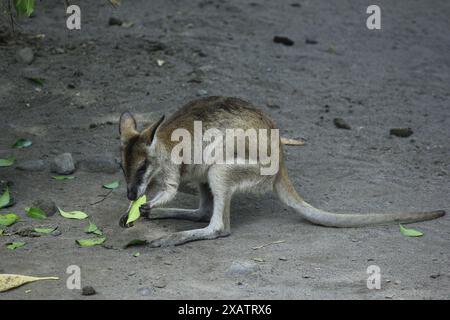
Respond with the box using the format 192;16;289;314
126;195;147;225
103;181;119;189
14;0;35;17
85;221;102;236
0;157;15;167
33;227;57;234
0;213;20;226
12;138;32;148
399;224;423;237
124;239;148;248
6;241;26;250
52;175;75;181
76;237;106;247
25;207;47;220
0;188;10;208
133;252;140;257
24;77;44;86
58;208;88;220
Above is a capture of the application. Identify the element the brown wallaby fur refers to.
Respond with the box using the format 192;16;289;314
118;96;445;247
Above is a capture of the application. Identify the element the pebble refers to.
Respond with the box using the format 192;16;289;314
333;118;351;130
108;17;123;26
16;160;46;172
51;153;75;175
273;36;294;46
15;47;34;64
197;89;208;96
81;286;96;296
390;128;413;138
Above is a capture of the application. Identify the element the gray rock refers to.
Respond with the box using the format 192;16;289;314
16;47;35;65
16;160;46;172
81;286;96;296
227;261;259;277
51;153;75;175
32;198;57;216
79;155;119;173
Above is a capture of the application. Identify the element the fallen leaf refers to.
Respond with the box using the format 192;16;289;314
6;241;26;250
85;221;102;236
109;0;121;7
133;252;140;257
251;240;285;250
103;181;119;189
0;188;11;208
76;237;106;247
121;21;134;28
124;239;148;248
280;137;305;146
156;59;165;67
24;77;44;86
126;195;147;225
34;227;57;234
58;208;88;220
12;138;32;148
399;224;423;237
0;213;19;226
52;175;75;180
252;257;265;263
25;207;47;220
25;289;32;293
0;274;59;292
0;157;15;167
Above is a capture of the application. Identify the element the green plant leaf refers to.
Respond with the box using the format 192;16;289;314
0;213;20;226
58;208;88;220
52;175;75;181
12;138;32;148
0;229;4;236
34;227;57;234
0;157;15;167
103;180;119;189
76;237;106;247
0;188;10;208
24;77;44;86
85;221;102;236
399;224;423;237
14;0;35;17
133;252;140;257
25;207;47;220
126;195;146;225
124;239;148;248
6;241;26;250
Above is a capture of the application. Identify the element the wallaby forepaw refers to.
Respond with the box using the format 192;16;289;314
139;203;151;218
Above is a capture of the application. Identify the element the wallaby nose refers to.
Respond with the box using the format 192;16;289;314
127;187;137;201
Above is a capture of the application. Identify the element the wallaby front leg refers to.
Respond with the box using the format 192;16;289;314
139;186;178;216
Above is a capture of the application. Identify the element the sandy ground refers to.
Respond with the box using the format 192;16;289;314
0;0;449;299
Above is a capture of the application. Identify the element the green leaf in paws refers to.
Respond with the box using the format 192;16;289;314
103;181;119;189
0;188;11;208
6;241;26;250
0;157;15;167
76;237;106;247
12;138;32;148
58;208;88;220
0;213;20;226
126;195;146;225
52;175;75;180
399;224;423;237
25;207;47;220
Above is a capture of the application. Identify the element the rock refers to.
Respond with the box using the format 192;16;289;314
81;286;96;296
333;118;351;130
390;128;413;138
227;261;259;276
109;17;123;26
79;155;119;174
137;287;154;296
15;47;34;64
16;160;46;172
273;36;294;46
153;279;167;288
51;153;75;175
32;199;57;217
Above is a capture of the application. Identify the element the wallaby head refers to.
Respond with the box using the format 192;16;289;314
119;111;165;200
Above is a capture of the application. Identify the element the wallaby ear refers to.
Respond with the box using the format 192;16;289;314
141;115;165;147
119;111;137;138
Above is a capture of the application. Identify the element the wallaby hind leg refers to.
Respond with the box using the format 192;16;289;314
147;183;213;222
147;182;231;248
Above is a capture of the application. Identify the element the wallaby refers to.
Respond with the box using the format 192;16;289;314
118;96;445;247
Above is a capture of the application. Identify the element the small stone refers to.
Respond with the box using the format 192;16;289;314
108;17;123;26
390;128;413;138
333;118;351;130
137;287;154;296
31;199;57;216
153;280;167;288
79;155;119;174
67;83;75;89
16;47;34;64
278;257;288;261
16;160;46;172
197;89;208;96
51;153;75;175
273;36;294;46
81;286;96;296
430;274;440;279
227;261;259;276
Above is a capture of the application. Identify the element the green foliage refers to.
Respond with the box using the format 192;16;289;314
14;0;35;17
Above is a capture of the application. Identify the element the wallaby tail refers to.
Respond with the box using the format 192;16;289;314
274;163;445;228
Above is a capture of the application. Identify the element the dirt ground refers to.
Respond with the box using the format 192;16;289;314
0;0;449;300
